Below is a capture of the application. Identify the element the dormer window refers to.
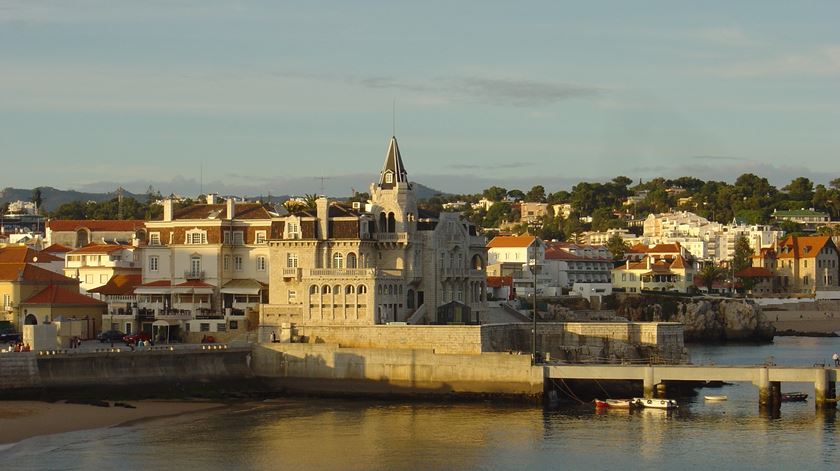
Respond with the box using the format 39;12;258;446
385;172;393;184
149;232;161;246
186;229;207;245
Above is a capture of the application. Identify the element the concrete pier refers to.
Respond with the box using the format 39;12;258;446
546;364;839;409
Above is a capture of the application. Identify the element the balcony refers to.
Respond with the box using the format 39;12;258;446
442;268;466;278
375;232;408;243
155;309;193;320
305;268;376;279
184;270;205;280
282;267;301;279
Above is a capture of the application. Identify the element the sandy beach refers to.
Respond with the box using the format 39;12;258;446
0;400;224;445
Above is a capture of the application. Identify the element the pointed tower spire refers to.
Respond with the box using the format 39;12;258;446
378;136;410;190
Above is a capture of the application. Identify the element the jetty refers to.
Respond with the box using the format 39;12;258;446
545;363;839;408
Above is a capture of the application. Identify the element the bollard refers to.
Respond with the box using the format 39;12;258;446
757;367;771;407
814;369;835;409
643;367;655;398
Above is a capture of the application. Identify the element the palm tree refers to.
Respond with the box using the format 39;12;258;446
303;193;319;210
282;200;306;214
698;263;726;293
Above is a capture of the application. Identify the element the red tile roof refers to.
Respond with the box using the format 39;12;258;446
175;280;215;288
0;263;79;283
43;243;73;253
139;280;171;287
0;246;63;264
88;274;143;296
628;242;682;254
486;276;513;288
22;285;106;306
736;267;775;278
163;203;273;221
46;220;145;232
487;235;536;248
776;235;834;259
68;244;133;254
544;247;586;261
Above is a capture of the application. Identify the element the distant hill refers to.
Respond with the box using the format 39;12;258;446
0;187;146;212
411;182;449;200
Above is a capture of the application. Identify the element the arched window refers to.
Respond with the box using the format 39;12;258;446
309;285;318;295
358;284;367;294
347;252;357;268
333;285;341;296
333;253;344;269
346;285;355;294
471;254;484;270
387;212;396;233
24;314;38;325
379;212;387;232
407;289;415;309
322;285;331;294
76;228;90;247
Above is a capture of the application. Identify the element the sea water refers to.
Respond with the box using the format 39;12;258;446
2;336;839;471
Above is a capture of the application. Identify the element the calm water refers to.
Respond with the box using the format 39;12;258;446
3;337;840;471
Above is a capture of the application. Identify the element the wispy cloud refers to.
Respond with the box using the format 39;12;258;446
705;45;840;78
690;155;746;162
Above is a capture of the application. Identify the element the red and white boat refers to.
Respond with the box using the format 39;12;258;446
594;399;641;409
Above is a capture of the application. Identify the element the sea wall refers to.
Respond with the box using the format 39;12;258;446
0;348;254;393
251;343;544;396
277;322;685;363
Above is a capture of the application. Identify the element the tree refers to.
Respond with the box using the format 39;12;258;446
32;188;43;215
547;190;570;204
783;177;814;203
482;202;513;228
303;193;319;210
606;234;629;260
526;185;547;203
282;200;306;214
506;189;525;201
482;186;507;202
698;263;726;293
732;235;752;273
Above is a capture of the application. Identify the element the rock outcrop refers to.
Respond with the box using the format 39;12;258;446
615;295;775;342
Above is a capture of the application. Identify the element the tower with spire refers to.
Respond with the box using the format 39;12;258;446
369;136;417;236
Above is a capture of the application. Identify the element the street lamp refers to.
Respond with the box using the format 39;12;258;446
530;241;539;364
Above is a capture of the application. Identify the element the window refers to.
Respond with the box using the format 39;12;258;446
256;256;267;271
288;290;297;302
229;320;238;330
218;322;226;332
358;285;367;294
190;256;202;276
85;274;93;284
149;232;161;245
333;253;344;269
287;222;300;239
385;172;393;183
148;255;159;272
100;274;108;283
223;231;231;245
224;255;231;271
186;229;207;245
255;231;267;244
232;231;244;245
234;256;243;271
286;252;299;268
200;323;210;332
347;252;357;268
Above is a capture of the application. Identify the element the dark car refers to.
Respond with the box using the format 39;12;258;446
123;332;152;345
98;330;125;343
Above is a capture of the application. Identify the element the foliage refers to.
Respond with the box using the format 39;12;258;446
697;263;726;292
482;186;507;201
605;234;629;260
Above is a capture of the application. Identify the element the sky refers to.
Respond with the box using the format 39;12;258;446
1;0;839;197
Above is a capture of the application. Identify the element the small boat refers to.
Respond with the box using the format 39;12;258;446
634;398;678;410
594;399;641;409
704;395;728;401
781;392;808;402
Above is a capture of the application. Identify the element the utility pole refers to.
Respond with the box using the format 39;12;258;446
531;238;539;365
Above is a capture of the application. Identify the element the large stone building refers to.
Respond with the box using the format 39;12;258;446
261;136;488;328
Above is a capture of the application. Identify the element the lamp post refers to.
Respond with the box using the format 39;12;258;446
531;240;539;365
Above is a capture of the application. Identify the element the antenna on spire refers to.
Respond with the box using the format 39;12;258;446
392;98;396;136
200;161;204;196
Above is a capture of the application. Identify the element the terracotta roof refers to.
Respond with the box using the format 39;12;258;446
68;244;133;255
0;263;79;283
43;243;73;253
88;274;143;295
487;235;536;248
776;235;834;259
47;220;145;232
544;247;586;261
22;285;106;306
486;276;513;288
613;256;690;273
736;267;775;278
0;246;62;264
169;203;273;221
139;280;171;287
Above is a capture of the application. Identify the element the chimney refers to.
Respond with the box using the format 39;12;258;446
316;196;329;240
625;259;630;269
226;198;235;220
163;199;174;222
206;193;217;204
646;256;651;269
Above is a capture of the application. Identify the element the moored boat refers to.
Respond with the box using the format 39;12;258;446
634;398;679;410
704;395;728;401
594;399;642;409
781;392;808;402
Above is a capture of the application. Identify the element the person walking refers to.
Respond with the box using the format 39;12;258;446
832;352;839;367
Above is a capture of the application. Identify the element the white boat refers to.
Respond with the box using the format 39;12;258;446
595;398;641;409
634;397;678;410
704;395;728;401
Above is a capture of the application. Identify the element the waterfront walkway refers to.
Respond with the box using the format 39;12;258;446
545;363;839;407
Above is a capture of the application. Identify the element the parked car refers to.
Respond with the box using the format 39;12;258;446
98;330;125;343
1;331;22;344
123;332;152;345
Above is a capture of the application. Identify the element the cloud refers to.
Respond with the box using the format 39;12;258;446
355;76;602;107
690;155;746;162
446;162;534;170
705;45;840;78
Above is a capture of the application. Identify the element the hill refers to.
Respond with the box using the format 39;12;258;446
0;187;146;212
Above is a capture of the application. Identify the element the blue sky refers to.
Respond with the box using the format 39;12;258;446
1;1;839;197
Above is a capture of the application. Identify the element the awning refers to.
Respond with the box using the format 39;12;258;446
221;279;267;295
172;280;215;294
152;320;171;327
135;280;172;295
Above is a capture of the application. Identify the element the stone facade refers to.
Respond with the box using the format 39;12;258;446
261;137;488;327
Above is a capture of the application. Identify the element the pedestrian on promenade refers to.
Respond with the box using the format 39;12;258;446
271;331;277;343
832;352;839;367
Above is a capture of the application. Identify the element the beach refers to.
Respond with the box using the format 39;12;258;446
0;400;224;445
